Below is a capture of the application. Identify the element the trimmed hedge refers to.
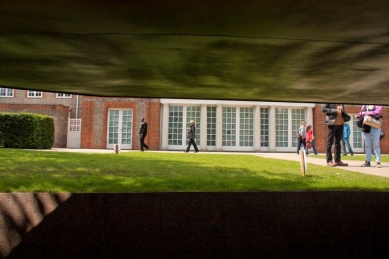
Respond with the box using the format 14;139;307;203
0;113;54;149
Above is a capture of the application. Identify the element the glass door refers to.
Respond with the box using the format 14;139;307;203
107;109;133;149
351;115;364;153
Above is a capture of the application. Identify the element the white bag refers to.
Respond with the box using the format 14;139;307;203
363;115;382;128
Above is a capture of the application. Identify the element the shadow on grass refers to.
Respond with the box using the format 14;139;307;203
1;150;389;258
1;149;389;192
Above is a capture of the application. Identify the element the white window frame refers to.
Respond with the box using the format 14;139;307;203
275;108;289;149
239;107;254;147
168;105;184;147
350;115;364;152
275;108;306;151
0;88;14;97
161;99;315;152
106;109;133;149
56;93;72;98
186;106;201;146
207;106;217;146
222;107;237;148
27;90;42;98
291;108;306;148
260;107;269;147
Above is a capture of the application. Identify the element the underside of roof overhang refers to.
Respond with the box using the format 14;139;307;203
1;0;389;104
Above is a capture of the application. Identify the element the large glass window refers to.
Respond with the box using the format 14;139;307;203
121;110;133;145
222;107;236;146
168;106;183;145
108;110;119;145
0;88;14;97
260;108;269;147
352;118;363;149
276;108;289;147
186;106;201;145
207;107;216;146
239;107;253;147
291;109;306;147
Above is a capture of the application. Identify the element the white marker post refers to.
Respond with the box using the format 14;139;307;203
299;150;307;177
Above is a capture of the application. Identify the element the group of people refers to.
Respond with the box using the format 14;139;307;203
322;104;382;168
296;121;318;155
138;117;199;153
297;103;383;168
144;103;383;166
297;121;354;157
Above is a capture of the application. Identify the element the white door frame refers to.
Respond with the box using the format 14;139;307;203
106;109;133;150
67;118;81;148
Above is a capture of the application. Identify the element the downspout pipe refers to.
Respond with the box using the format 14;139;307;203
75;95;79;119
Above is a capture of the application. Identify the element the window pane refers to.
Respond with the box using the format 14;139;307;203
222;107;236;146
239;107;253;147
168;106;183;145
0;88;14;97
207;107;216;146
291;109;306;148
186;106;201;145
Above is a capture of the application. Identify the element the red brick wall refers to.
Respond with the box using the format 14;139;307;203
314;105;389;154
80;101;95;148
0;103;70;148
144;101;161;150
80;97;161;150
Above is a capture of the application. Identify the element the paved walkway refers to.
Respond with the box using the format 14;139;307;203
253;152;388;178
48;148;388;178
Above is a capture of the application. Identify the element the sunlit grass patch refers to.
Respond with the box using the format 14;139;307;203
0;149;388;192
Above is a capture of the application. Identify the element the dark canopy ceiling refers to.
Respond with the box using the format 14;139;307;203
1;0;389;104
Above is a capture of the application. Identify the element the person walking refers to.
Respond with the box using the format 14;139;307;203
139;117;149;151
305;125;318;155
356;105;382;168
310;130;319;155
322;104;351;166
296;121;306;154
185;120;199;153
341;122;354;156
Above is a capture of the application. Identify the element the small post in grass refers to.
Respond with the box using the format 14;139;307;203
115;144;120;154
299;150;307;177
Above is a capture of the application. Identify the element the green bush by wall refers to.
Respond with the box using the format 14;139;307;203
0;113;54;149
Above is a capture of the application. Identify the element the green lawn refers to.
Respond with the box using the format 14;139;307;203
1;149;388;192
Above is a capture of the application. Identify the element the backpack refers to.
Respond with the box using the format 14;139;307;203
296;131;302;141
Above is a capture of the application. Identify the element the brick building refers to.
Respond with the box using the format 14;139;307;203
1;88;388;154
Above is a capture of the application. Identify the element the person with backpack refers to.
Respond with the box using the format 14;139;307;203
296;121;306;155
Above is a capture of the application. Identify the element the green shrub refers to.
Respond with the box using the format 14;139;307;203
0;113;54;149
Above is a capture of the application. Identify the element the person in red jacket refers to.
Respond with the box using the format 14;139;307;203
305;125;318;155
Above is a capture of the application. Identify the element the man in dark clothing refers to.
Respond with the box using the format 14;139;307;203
322;104;350;167
139;117;149;151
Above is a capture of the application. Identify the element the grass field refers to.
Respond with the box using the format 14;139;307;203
1;149;388;192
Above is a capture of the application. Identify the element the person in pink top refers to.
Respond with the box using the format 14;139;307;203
356;105;382;168
305;125;318;155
